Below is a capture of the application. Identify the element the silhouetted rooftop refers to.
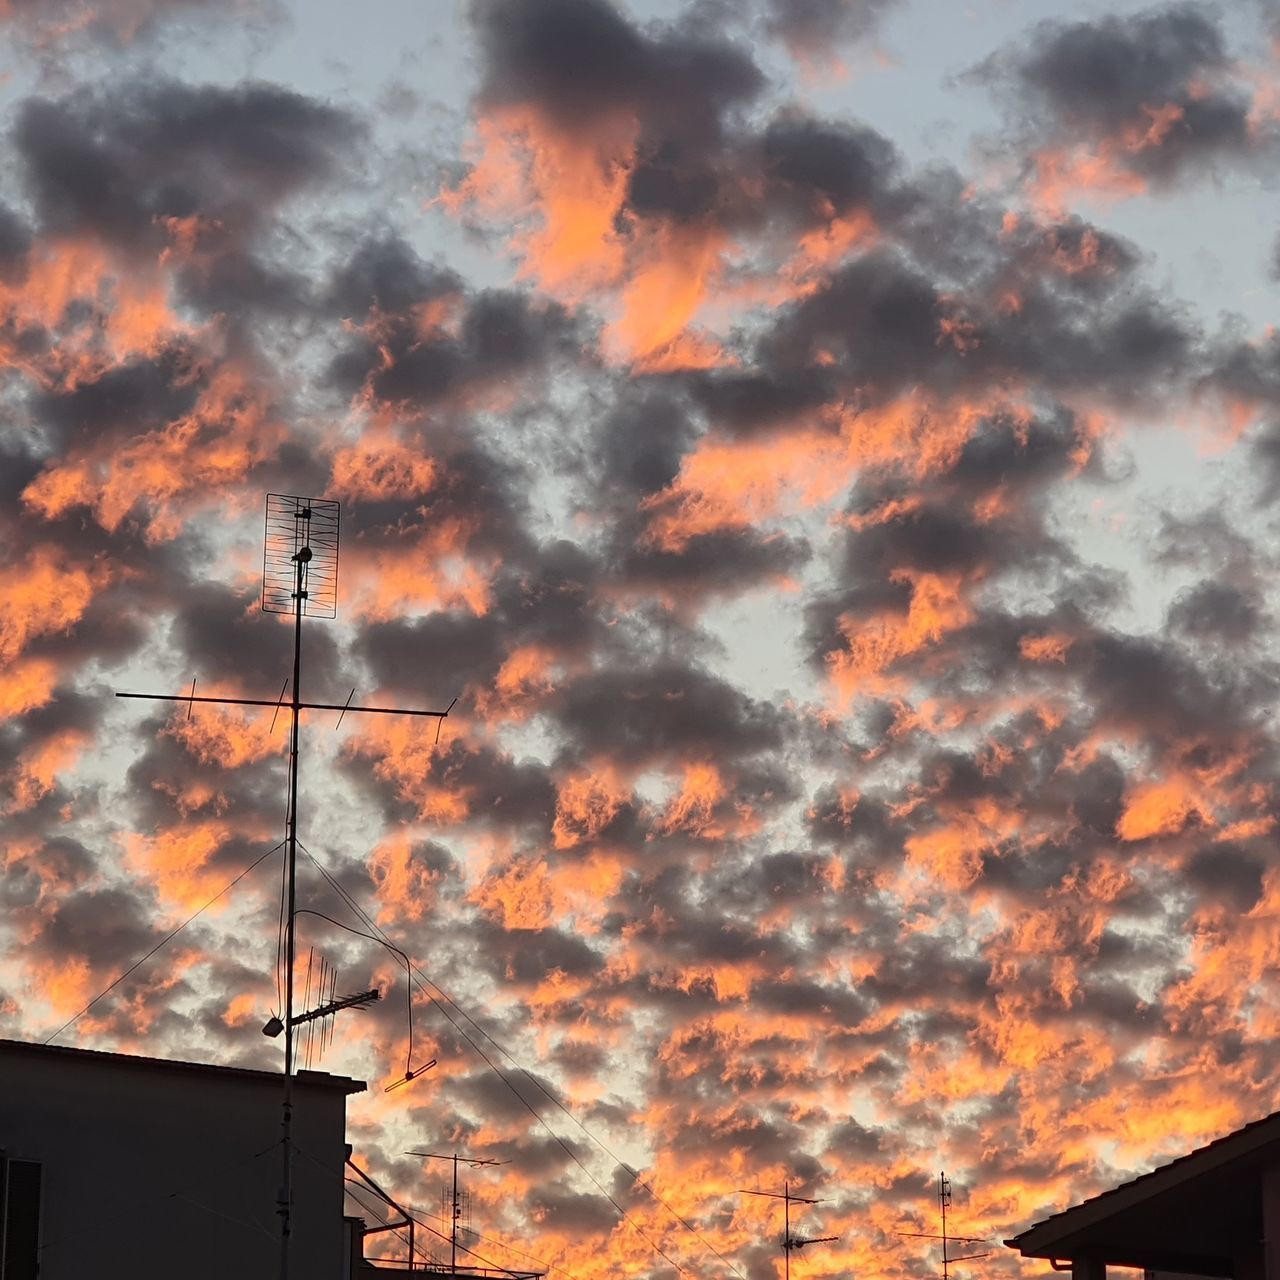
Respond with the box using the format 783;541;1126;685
0;1037;366;1094
1006;1108;1280;1275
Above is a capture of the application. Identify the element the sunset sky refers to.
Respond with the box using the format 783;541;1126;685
4;0;1280;1276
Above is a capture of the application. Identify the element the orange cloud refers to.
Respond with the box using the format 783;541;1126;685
1024;105;1189;216
441;106;746;369
0;545;108;661
122;818;265;913
4;728;88;814
345;716;474;825
470;857;555;930
642;393;1006;554
552;766;630;850
828;569;975;704
901;798;1024;892
163;703;284;770
1019;632;1073;663
368;831;445;923
1116;775;1212;842
0;657;60;721
22;361;284;540
441;107;633;298
346;518;495;621
329;434;439;502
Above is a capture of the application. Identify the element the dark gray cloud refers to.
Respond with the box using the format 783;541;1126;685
8;1;1280;1271
761;115;899;221
169;582;342;691
471;0;764;143
764;0;902;51
326;237;578;412
324;236;461;321
758;230;1194;410
1167;579;1265;644
33;346;203;452
1185;841;1266;910
976;4;1273;189
15;78;360;255
552;659;787;767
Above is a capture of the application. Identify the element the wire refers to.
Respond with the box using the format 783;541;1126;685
300;840;739;1276
170;1189;279;1242
346;1168;576;1278
43;839;287;1046
468;1225;573;1277
291;907;415;1078
403;976;691;1276
39;1138;282;1252
295;841;701;1279
344;1179;414;1256
419;972;746;1279
301;1144;539;1278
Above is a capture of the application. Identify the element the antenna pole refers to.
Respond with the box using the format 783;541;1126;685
739;1184;833;1280
279;539;308;1280
115;493;456;1279
452;1152;460;1273
785;1181;791;1280
940;1171;950;1280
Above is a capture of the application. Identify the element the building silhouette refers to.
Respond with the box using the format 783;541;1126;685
1006;1109;1280;1280
0;1038;363;1280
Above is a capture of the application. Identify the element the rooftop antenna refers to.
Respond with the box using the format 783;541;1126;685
115;493;455;1280
408;1150;511;1275
739;1184;838;1280
896;1171;990;1280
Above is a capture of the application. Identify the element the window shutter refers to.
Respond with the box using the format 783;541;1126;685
0;1157;41;1280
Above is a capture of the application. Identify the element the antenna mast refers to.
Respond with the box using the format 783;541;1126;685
116;493;456;1280
408;1151;509;1274
896;1170;990;1280
739;1183;838;1280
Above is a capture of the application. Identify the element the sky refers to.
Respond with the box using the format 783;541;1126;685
3;0;1280;1276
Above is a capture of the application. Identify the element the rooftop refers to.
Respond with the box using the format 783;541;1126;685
1006;1108;1280;1275
0;1037;366;1095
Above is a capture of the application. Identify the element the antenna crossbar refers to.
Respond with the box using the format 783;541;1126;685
289;987;381;1028
116;691;454;719
897;1232;987;1243
790;1236;838;1250
738;1190;822;1205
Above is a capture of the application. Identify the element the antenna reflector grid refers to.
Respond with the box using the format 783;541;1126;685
262;493;341;618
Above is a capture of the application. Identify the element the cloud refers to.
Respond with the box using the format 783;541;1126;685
17;80;360;254
10;4;1280;1278
471;0;764;141
976;4;1279;210
0;0;272;46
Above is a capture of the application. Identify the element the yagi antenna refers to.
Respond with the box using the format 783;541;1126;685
114;492;457;1280
739;1183;839;1280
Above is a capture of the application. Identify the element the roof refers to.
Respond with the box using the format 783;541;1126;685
1005;1108;1280;1275
0;1037;366;1095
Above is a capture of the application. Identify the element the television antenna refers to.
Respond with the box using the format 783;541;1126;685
408;1151;513;1274
115;493;455;1280
262;946;383;1069
739;1184;838;1280
896;1171;990;1280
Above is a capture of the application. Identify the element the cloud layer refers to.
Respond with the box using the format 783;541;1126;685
3;1;1280;1278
